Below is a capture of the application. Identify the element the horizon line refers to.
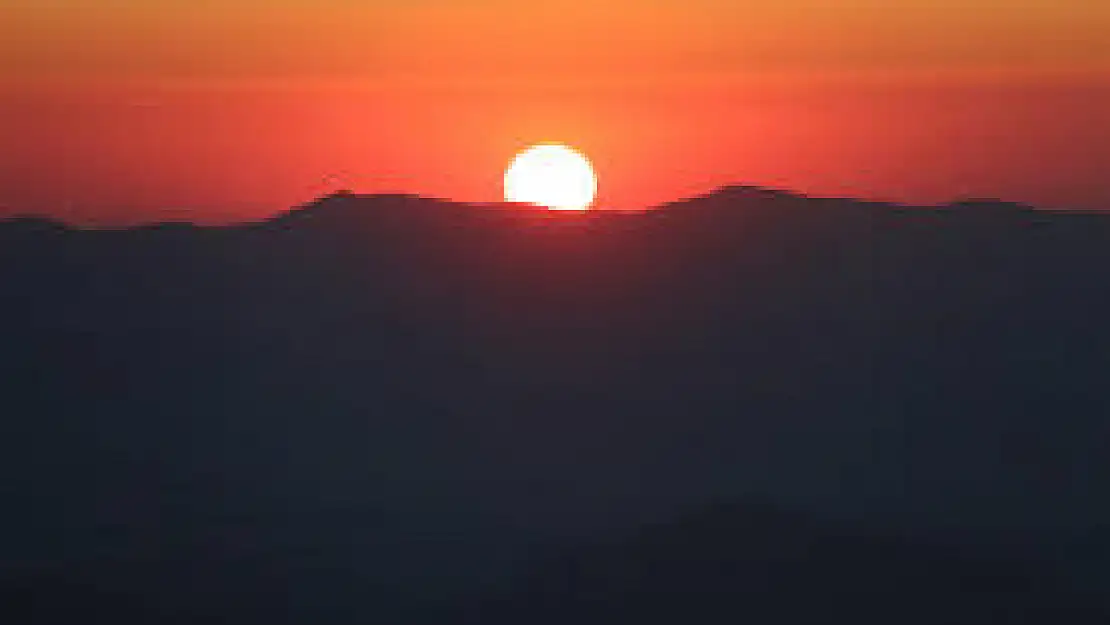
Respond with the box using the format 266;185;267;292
1;183;1102;230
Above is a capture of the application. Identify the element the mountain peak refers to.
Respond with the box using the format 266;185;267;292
259;192;454;229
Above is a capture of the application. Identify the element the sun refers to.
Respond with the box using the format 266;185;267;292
504;143;597;211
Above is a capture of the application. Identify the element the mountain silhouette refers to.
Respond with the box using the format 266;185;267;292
2;187;1109;623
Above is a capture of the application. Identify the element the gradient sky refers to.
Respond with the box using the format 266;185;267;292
2;0;1108;224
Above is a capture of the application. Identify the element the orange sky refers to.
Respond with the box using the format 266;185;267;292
1;1;1108;223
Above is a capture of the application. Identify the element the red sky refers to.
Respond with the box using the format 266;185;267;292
1;1;1108;224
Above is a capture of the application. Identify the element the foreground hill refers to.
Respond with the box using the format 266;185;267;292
469;498;1106;625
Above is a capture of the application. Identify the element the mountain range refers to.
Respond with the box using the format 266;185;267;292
2;187;1109;623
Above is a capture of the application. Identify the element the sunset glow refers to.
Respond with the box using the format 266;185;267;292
0;1;1108;224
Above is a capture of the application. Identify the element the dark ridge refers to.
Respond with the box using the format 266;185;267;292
257;191;445;227
0;215;71;233
2;184;1091;234
945;198;1038;214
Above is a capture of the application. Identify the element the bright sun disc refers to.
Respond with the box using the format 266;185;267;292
504;143;597;211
